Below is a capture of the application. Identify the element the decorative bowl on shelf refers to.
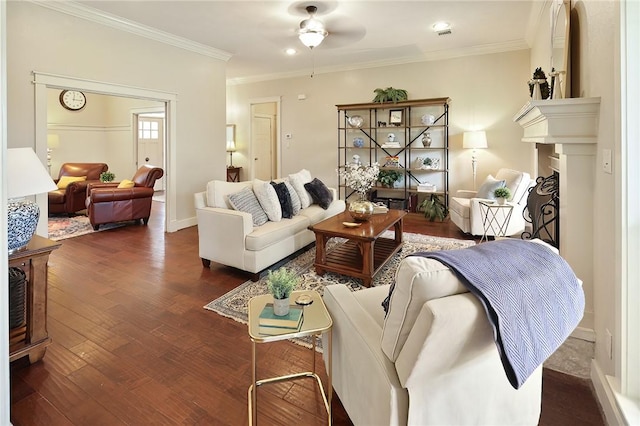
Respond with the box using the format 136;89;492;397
348;115;364;128
353;137;364;148
421;114;435;125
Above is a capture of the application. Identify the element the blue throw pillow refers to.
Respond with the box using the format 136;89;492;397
476;175;506;199
270;181;294;219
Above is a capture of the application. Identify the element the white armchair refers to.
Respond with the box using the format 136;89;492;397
449;168;532;237
323;253;542;425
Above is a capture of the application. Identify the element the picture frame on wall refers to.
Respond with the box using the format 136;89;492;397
389;109;403;125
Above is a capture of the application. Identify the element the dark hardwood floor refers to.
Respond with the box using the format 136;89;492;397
10;203;605;425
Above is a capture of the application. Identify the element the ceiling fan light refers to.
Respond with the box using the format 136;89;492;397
432;21;451;32
298;29;327;48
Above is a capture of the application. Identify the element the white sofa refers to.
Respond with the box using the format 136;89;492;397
323;243;548;425
194;178;345;277
449;168;533;237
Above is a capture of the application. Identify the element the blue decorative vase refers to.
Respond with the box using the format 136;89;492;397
8;199;40;254
353;137;364;148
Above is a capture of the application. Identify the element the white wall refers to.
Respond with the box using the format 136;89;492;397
7;1;228;229
227;49;533;195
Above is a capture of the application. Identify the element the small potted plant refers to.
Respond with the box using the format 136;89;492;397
378;170;403;188
266;267;298;316
419;194;448;221
100;171;115;183
494;187;512;204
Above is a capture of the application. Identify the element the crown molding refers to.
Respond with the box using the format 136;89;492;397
227;39;530;86
30;1;232;62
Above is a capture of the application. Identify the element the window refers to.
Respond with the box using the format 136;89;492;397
139;119;159;139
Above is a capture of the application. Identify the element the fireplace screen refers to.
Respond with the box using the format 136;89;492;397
522;174;559;248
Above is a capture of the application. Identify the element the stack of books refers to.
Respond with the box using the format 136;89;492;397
258;303;304;335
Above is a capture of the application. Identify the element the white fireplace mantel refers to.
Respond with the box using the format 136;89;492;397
513;97;601;144
513;96;601;340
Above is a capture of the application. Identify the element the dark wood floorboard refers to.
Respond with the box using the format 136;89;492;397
9;203;605;425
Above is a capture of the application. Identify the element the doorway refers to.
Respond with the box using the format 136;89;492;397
135;112;166;192
34;71;178;234
249;97;281;180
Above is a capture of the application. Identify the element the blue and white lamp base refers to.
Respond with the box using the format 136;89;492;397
8;198;40;254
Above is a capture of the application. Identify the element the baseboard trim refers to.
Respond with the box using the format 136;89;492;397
168;216;197;233
571;326;596;342
591;361;627;425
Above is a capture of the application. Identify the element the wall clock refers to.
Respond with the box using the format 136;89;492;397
59;90;86;111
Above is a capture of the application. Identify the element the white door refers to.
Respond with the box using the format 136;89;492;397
252;113;276;180
136;116;164;190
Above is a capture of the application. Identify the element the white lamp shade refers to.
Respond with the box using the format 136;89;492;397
226;140;236;152
463;131;488;149
8;148;57;199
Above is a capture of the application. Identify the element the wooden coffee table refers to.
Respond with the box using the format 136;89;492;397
308;209;406;287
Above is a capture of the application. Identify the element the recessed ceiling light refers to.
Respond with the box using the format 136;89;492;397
432;22;451;32
285;48;297;55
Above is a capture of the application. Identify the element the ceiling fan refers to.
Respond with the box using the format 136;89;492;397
298;5;328;49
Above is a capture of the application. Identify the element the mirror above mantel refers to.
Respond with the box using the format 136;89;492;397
550;0;571;99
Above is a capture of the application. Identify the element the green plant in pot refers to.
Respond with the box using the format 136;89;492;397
378;169;403;188
494;187;512;204
266;267;299;316
100;171;115;183
372;87;408;103
419;194;448;222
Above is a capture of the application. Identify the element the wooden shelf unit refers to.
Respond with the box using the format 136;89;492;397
337;97;450;211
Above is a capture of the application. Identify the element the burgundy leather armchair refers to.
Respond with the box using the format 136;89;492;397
48;163;109;215
86;165;164;230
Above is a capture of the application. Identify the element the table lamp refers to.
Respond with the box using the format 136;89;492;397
462;131;488;189
7;148;57;253
226;140;236;168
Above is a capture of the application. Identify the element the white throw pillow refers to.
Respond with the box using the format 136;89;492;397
475;175;506;200
253;179;282;222
288;169;313;209
284;181;301;216
206;180;253;208
227;187;268;226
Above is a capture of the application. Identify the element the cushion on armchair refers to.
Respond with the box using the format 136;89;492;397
381;256;468;361
475;175;505;199
56;175;86;189
117;179;135;189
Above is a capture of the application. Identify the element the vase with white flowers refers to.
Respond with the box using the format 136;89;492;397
338;162;380;221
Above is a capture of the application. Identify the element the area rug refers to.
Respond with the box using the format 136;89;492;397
48;214;127;241
204;232;475;348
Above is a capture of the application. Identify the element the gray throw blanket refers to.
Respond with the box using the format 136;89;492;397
402;239;584;389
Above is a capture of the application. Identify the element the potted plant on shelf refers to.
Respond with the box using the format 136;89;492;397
378;170;403;188
372;87;408;103
266;267;299;316
100;171;115;183
419;194;448;222
494;187;512;205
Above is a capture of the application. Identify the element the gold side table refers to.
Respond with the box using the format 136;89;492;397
247;290;332;425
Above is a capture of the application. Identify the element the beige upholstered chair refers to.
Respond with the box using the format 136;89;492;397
449;168;532;237
322;249;545;425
